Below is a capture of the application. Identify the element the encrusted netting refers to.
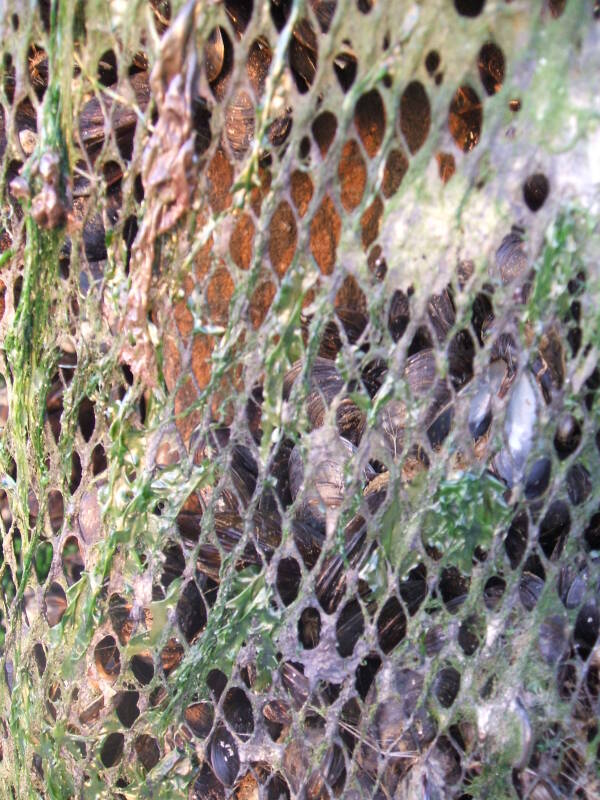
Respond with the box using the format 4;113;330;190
0;0;599;797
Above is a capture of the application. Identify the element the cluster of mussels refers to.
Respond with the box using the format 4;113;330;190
172;226;593;799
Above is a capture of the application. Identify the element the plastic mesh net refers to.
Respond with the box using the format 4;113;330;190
0;0;599;797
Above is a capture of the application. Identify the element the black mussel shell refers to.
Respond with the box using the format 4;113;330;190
210;726;240;787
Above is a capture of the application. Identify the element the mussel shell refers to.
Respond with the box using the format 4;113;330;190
303;306;368;359
432;666;461;708
315;514;370;613
283;357;365;442
523;457;551;499
494;231;528;286
468;359;506;438
427;288;456;343
225;0;254;34
229;443;258;506
289;19;318;90
288;429;374;524
195;510;281;578
247;37;272;97
336;598;365;656
223;687;254;739
425;736;462;788
281;661;310;709
291;516;326;569
566;463;592;506
492;370;537;487
283;739;310;794
310;0;336;32
538;615;568;665
210;726;240;787
519;569;545;611
225;89;255;158
447;328;475;388
320;743;346;789
553;414;581;460
205;27;225;83
377;349;453;456
363;471;389;514
283;357;343;403
356;668;435;796
557;564;588;610
189;763;226;800
263;698;291;741
78;71;150;157
184;701;215;738
388;290;409;342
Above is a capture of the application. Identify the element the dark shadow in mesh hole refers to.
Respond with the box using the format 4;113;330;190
33;643;47;677
97;49;118;87
355;89;385;157
130;652;154;685
95;635;121;679
584;510;600;550
270;0;290;30
454;0;485;16
77;397;95;442
276;557;301;606
92;443;107;476
62;536;84;585
523;173;549;212
225;0;254;34
425;50;440;75
206;668;228;700
43;582;67;627
312;110;337;156
478;42;505;95
114;690;140;728
399;81;431;154
70;451;82;494
100;732;124;768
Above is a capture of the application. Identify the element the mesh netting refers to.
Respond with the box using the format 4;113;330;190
0;0;599;797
